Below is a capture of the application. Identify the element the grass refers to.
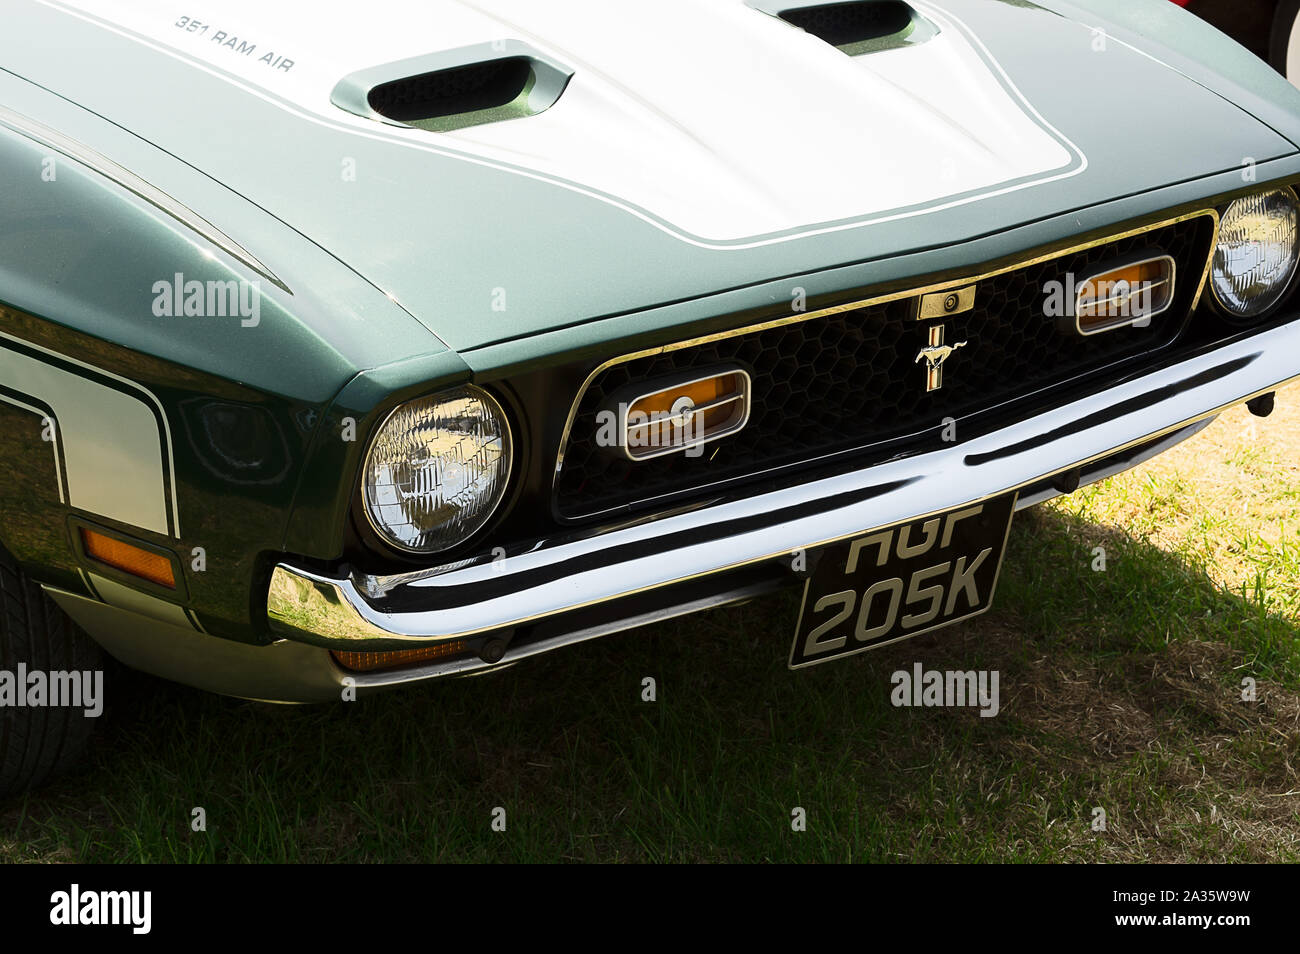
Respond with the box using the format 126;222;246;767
2;389;1299;862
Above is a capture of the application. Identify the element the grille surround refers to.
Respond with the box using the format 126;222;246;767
554;211;1219;522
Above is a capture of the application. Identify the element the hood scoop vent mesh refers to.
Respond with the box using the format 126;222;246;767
370;58;533;128
331;41;573;132
750;0;939;55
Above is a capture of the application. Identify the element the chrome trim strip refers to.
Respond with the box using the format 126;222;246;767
552;209;1221;494
344;579;780;689
269;310;1294;650
0;103;285;291
1014;416;1214;510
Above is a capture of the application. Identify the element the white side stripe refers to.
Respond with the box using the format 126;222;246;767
0;331;178;537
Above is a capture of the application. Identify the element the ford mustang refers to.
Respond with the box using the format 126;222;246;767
2;0;1300;795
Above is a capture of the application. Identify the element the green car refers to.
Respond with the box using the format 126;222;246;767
3;0;1300;795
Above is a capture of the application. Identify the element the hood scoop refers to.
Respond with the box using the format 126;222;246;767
749;0;939;55
331;40;573;132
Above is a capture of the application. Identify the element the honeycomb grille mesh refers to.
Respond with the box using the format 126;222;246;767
556;218;1213;519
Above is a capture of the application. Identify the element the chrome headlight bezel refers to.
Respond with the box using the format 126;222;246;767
360;385;514;557
1209;186;1300;320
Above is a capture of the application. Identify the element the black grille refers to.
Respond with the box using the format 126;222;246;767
555;217;1215;520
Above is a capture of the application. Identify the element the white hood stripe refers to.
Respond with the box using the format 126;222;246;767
42;0;1085;248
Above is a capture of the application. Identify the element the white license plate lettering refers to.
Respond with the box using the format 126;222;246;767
790;497;1016;669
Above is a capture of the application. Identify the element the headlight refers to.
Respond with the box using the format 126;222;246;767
1210;187;1300;318
362;386;512;554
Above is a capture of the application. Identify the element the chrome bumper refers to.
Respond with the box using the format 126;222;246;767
268;318;1300;655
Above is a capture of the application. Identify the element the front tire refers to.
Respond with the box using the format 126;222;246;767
0;550;106;797
1270;0;1300;86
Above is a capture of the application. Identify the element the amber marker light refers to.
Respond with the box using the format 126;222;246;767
79;527;176;588
622;369;750;460
331;641;468;673
1075;256;1175;334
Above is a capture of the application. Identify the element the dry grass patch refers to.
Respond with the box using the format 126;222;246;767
1063;383;1300;614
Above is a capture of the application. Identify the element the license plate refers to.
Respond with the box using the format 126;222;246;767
789;495;1017;669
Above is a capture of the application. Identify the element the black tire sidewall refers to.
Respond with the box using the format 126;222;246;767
0;553;107;797
1270;0;1300;77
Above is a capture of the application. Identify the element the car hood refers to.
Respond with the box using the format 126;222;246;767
4;0;1298;353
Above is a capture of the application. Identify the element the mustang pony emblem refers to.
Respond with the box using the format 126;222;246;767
915;341;967;370
914;325;968;392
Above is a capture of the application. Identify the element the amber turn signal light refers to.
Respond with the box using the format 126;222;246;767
331;641;468;673
620;369;751;460
1075;256;1175;334
79;527;176;589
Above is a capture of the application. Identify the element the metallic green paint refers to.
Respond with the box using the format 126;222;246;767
0;72;450;643
2;0;1300;668
0;0;1294;353
1037;0;1300;148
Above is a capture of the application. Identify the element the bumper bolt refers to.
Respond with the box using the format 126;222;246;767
1246;392;1275;418
1051;467;1082;495
479;638;508;664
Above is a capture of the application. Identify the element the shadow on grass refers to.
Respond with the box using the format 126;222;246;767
3;505;1298;862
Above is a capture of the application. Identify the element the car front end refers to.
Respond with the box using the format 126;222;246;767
3;0;1300;703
